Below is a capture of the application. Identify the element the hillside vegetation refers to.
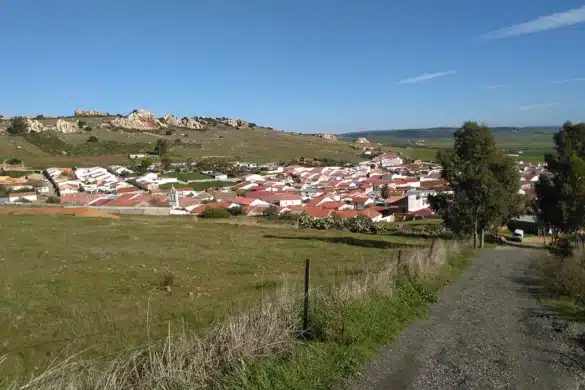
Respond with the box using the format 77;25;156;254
0;115;364;167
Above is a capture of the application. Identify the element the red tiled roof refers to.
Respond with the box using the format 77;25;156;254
116;186;140;194
321;201;345;210
231;196;255;206
305;196;328;207
245;190;273;199
102;197;142;207
359;208;382;219
60;193;104;205
331;210;359;220
393;177;419;185
407;208;435;217
264;192;301;201
303;206;333;218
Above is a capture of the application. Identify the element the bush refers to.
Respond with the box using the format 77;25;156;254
35;114;45;120
7;117;27;135
5;157;23;165
174;138;182;145
536;253;585;305
78;120;87;129
46;196;60;204
84;126;93;132
227;205;244;216
200;207;231;219
87;136;99;143
165;130;173;135
263;205;279;219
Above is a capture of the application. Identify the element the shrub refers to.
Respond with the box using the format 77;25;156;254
85;126;93;132
46;196;60;204
77;120;87;129
87;136;99;143
165;130;173;135
174;138;182;145
160;272;175;288
35;114;45;120
7;117;27;135
228;205;244;216
5;157;23;165
263;205;279;219
536;252;585;304
200;207;231;219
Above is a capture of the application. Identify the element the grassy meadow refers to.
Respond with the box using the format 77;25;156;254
0;214;426;383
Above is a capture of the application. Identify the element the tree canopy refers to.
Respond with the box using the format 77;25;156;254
154;140;169;156
536;121;585;236
429;121;521;247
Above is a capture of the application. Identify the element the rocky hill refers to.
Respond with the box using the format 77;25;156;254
0;108;366;167
0;109;255;134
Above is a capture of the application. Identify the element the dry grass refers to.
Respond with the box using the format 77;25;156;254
5;240;460;389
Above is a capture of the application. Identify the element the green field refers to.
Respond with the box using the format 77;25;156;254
346;127;557;163
162;171;213;181
0;214;426;383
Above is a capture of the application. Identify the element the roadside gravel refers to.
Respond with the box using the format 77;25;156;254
348;246;585;390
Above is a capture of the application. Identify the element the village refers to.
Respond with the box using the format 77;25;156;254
0;152;545;222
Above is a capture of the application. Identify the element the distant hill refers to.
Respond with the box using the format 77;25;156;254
341;126;559;141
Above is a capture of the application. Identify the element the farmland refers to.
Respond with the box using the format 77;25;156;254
0;214;426;383
343;126;558;163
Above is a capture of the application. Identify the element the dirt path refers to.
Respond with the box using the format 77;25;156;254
348;247;585;390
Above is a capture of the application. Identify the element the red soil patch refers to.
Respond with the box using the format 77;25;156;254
0;207;119;219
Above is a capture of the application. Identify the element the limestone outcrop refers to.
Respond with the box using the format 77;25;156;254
110;109;165;131
24;118;45;133
56;119;79;133
161;114;204;130
74;109;108;117
316;133;338;140
355;137;370;144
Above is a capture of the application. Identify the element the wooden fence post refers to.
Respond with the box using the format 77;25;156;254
303;259;311;334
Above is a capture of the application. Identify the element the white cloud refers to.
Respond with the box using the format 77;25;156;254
483;6;585;39
550;77;585;84
398;70;456;84
519;102;560;111
487;84;506;89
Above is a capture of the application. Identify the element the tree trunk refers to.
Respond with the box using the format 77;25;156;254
480;229;485;248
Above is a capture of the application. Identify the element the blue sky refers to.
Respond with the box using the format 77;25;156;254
1;0;584;132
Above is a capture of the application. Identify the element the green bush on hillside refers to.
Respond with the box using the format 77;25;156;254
7;117;27;135
200;207;231;219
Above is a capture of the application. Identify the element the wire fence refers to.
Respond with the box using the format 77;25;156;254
1;241;454;379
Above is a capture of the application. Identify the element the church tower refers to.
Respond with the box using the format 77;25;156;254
168;185;180;209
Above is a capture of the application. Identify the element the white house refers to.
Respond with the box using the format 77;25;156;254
269;193;302;207
379;154;403;167
36;184;51;194
214;173;228;180
9;192;38;203
244;174;265;183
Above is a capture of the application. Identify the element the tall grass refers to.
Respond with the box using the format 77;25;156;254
6;241;462;390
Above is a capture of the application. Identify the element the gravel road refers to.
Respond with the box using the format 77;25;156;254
348;246;585;390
